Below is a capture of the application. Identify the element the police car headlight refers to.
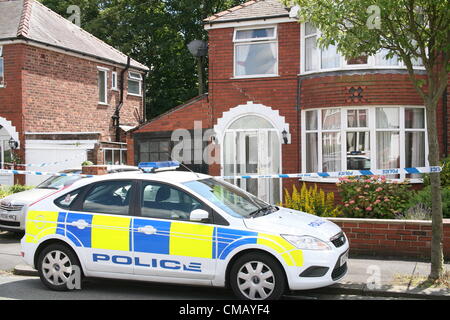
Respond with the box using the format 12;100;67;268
282;235;331;251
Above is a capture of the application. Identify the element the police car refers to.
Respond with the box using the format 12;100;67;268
21;161;349;300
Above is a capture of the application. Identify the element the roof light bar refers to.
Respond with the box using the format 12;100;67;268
138;161;181;173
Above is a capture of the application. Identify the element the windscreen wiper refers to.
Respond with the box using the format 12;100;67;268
248;205;278;218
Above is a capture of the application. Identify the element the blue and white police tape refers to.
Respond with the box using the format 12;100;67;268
0;166;442;180
219;166;442;180
0;169;94;178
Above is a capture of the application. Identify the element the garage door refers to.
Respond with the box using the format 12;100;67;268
25;141;90;186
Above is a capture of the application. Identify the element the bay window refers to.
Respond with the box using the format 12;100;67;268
234;26;278;78
301;23;423;74
302;106;427;181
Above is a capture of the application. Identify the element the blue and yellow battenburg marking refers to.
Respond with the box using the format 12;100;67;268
25;211;303;267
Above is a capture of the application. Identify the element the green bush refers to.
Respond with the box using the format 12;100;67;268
406;186;450;219
423;157;450;188
337;176;412;219
0;185;34;199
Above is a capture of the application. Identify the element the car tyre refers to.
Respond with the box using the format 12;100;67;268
37;243;83;291
229;252;286;300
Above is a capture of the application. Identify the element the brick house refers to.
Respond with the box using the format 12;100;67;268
0;0;149;186
128;0;449;204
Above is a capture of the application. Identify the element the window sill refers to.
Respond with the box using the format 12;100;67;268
127;93;142;97
98;103;109;108
232;74;279;80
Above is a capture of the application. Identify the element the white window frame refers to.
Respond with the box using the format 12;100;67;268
301;106;429;182
300;22;425;75
103;147;127;165
97;67;109;105
0;45;4;88
111;71;118;91
128;71;143;97
233;25;279;79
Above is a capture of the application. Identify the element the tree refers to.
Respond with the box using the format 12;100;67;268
40;0;247;119
285;0;449;280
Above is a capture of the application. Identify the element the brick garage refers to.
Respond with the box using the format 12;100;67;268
329;218;450;259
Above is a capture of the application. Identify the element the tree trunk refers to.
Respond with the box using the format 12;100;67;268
425;100;444;280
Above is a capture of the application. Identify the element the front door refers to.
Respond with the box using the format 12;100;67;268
224;128;281;204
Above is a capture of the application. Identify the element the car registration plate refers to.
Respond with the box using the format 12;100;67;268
340;250;349;266
0;212;17;221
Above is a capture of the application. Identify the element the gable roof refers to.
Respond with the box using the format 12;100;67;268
0;0;148;71
204;0;290;24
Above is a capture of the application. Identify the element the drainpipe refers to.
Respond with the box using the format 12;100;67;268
113;56;131;142
296;76;303;174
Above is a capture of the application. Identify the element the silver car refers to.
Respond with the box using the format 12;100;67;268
0;165;139;233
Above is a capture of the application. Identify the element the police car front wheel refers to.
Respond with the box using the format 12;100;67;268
37;244;82;291
230;253;286;300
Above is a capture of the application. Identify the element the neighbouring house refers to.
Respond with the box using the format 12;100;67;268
128;0;449;204
0;0;149;186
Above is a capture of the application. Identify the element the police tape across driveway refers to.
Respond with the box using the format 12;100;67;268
0;169;94;178
0;166;442;180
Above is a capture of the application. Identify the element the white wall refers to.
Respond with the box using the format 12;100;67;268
25;140;94;186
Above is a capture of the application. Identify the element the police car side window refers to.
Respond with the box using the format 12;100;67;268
54;188;84;210
141;182;203;221
81;180;133;216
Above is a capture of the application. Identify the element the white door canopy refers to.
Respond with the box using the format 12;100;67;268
0;117;20;148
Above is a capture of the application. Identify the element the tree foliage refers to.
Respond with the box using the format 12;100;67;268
286;0;449;280
39;0;246;118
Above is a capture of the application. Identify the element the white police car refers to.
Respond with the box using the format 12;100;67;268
21;161;349;300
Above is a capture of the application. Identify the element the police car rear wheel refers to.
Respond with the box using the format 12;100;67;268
37;244;82;291
230;253;286;300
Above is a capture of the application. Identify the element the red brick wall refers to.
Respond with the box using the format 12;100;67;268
20;44;143;141
329;217;450;259
136;95;211;133
300;73;448;158
0;44;25;145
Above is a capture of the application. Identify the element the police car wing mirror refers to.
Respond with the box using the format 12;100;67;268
190;209;209;222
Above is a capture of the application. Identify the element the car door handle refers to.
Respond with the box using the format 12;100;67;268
137;226;157;235
71;219;89;230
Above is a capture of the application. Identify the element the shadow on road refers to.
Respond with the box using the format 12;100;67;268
0;231;24;244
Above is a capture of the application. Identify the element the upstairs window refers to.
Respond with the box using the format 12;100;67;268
0;46;4;86
128;72;142;96
234;27;278;78
301;22;424;74
97;67;108;104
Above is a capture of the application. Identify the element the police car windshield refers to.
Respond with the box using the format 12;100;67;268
37;170;82;190
183;178;271;218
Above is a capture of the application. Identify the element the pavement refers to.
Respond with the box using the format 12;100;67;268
12;257;449;300
307;257;450;299
2;231;449;300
